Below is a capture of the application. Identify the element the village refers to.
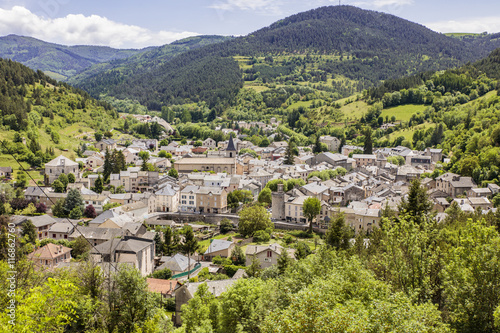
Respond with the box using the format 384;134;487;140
4;116;498;325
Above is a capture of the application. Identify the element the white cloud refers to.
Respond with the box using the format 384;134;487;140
0;6;200;48
425;16;500;34
209;0;283;15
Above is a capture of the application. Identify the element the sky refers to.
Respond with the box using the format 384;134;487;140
0;0;499;49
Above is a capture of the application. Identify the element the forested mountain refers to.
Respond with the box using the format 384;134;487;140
0;35;144;80
0;57;118;171
74;5;500;110
67;35;233;86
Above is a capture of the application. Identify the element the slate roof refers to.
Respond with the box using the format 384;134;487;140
204;239;233;255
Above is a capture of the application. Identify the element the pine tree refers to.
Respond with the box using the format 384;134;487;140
182;226;200;279
64;188;83;215
363;127;373;154
103;147;112;180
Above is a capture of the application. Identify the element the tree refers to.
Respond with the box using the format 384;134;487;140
399;178;433;224
180;283;217;333
363;127;373;154
108;265;150;332
152;267;172;280
219;218;233;234
258;188;272;206
325;213;352;250
52;198;66;217
313;135;323;154
245;255;261;278
168;168;178;179
67;173;76;183
64;188;83;215
154;232;163;256
94;132;103;142
277;248;292;274
139;151;150;171
52;179;65;193
238;205;273;237
69;206;83;220
181;226;200;279
71;236;91;259
92;175;103;194
15;171;28;188
21;220;37;244
163;226;177;255
83;204;97;218
284;137;298;165
303;197;321;233
230;245;246;266
294;241;312;260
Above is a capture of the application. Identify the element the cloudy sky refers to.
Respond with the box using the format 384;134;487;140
0;0;499;49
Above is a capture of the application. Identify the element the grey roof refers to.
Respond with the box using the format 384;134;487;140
89;210;120;226
48;222;75;234
69;226;124;240
23;215;57;228
184;279;238;298
157;253;192;272
92;236;152;255
226;135;236;151
45;155;78;167
204;239;233;255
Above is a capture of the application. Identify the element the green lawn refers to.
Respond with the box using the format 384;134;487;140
387;122;433;141
381;104;427;122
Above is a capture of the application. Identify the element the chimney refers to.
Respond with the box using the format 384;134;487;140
277;183;284;193
59;245;62;253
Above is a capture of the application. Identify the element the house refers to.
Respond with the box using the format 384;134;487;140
147;278;181;298
341;145;363;156
155;184;179;213
13;215;57;240
91;235;155;276
436;173;476;197
203;138;217;149
203;239;234;261
156;253;197;275
175;279;238;325
82;194;110;213
68;226;125;247
28;243;72;269
44;155;79;185
195;186;228;214
48;222;75;240
0;166;13;178
180;185;199;213
319;136;341;152
95;139;117;152
352;154;377;168
245;243;296;268
174;157;237;175
468;187;492;198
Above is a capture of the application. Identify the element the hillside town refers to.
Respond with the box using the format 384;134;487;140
6;120;498;326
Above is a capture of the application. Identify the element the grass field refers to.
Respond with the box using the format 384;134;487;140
381;104;427;122
387;122;433;141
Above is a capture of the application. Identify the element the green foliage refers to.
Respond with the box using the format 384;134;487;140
69;206;83;220
258;187;272;206
152;268;172;280
303;197;321;233
168;168;178;179
325;213;352;250
219;218;233;234
21;220;37;245
64;188;83;215
103;202;121;211
230;245;246;266
238;205;273;237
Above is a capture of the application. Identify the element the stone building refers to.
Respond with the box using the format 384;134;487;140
44;155;79;185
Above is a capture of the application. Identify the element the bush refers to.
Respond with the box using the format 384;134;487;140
253;230;271;243
164;298;176;312
283;234;293;245
223;264;246;277
152;268;172;280
212;255;232;266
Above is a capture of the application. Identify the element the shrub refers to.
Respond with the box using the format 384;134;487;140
253;230;271;243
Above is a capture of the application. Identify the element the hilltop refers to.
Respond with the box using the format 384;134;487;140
73;5;500;110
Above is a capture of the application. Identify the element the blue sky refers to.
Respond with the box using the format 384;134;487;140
0;0;499;48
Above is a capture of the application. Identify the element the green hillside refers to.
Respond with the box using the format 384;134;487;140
0;58;119;183
74;6;500;111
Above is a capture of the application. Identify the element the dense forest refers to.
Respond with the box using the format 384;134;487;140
73;6;500;110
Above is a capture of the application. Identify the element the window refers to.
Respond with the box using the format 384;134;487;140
267;250;272;258
53;234;56;238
